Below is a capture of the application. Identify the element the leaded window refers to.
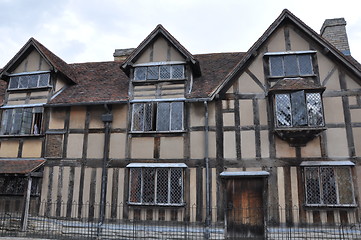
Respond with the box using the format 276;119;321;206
269;54;314;78
1;107;43;135
0;177;40;196
8;73;50;90
304;166;355;206
129;167;184;206
275;91;324;128
133;65;185;81
131;102;184;132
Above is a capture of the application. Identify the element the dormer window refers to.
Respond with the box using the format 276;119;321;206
133;64;185;81
8;72;51;90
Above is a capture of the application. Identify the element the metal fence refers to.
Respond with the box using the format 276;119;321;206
0;201;360;239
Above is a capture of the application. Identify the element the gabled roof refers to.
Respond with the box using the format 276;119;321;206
121;24;201;77
212;9;361;98
0;38;77;84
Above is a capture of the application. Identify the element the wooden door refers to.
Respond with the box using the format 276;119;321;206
226;178;265;239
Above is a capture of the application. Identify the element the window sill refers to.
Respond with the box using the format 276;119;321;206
132;78;186;84
7;86;52;92
304;204;357;209
128;202;186;208
0;134;45;138
130;130;186;135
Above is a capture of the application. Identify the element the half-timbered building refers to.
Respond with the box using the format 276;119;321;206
1;9;361;238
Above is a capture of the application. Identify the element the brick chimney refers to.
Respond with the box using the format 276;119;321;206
320;18;351;55
113;48;135;61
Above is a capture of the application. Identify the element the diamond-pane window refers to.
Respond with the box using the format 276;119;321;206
128;167;184;206
1;107;43;135
147;66;159;80
159;65;171;79
132;102;184;132
8;73;50;90
134;67;147;81
304;166;355;206
171;65;184;79
275;92;324;128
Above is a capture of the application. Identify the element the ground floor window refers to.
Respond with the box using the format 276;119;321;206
0;176;40;196
128;167;184;206
304;166;355;207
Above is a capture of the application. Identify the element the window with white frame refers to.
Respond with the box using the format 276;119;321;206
304;166;356;207
131;101;184;132
8;72;51;90
0;107;43;135
268;53;314;78
275;91;324;128
128;167;184;206
133;65;185;81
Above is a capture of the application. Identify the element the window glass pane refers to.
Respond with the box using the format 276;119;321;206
305;167;321;204
39;73;50;87
19;76;30;89
132;104;145;131
171;65;184;79
269;56;284;77
170;102;183;131
291;90;307;126
134;67;147;80
1;109;12;135
275;94;292;127
284;55;298;76
129;169;142;203
9;77;19;89
157;102;170;131
157;169;169;204
147;66;159;80
143;103;154;131
170;169;183;204
11;109;24;134
21;108;33;134
159;65;171;79
306;93;324;127
320;167;337;204
336;167;354;204
299;54;313;75
142;168;155;204
28;75;38;88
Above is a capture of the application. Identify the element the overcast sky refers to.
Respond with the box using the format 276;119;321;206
1;0;361;67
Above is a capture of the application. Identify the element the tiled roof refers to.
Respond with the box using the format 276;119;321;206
48;52;245;105
0;159;45;174
48;61;129;105
269;78;325;91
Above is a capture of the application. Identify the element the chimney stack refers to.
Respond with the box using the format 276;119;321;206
113;48;135;61
320;18;351;55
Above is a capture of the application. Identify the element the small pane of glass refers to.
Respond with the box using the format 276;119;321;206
142;168;155;203
159;65;171;79
19;75;30;89
291;91;307;126
320;167;337;204
28;75;39;88
299;54;313;75
171;65;184;79
157;102;170;131
306;93;324;126
129;169;142;203
132;104;145;131
275;94;292;127
269;56;284;77
170;168;183;204
157;169;169;204
147;66;159;80
305;167;321;204
9;77;19;89
39;73;50;87
336;167;354;204
170;102;183;130
284;55;298;76
134;67;147;80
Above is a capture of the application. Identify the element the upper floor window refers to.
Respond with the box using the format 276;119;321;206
134;64;185;81
304;165;356;207
266;52;315;78
275;91;324;128
131;101;184;132
0;107;43;135
8;72;51;90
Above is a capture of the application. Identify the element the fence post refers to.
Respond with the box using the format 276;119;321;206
21;176;32;232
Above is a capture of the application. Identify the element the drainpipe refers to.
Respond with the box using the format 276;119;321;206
98;104;113;236
204;101;211;239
